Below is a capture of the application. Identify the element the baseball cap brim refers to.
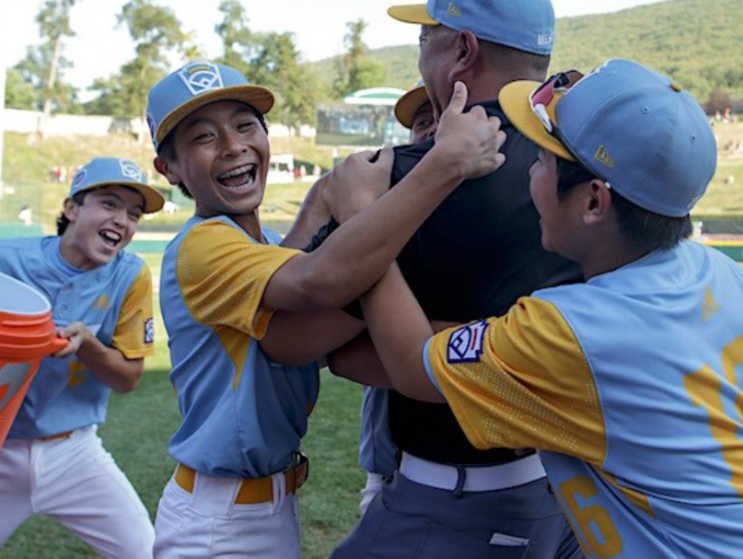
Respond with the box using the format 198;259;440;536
387;4;439;25
499;81;576;162
77;182;166;214
395;86;431;129
155;85;275;147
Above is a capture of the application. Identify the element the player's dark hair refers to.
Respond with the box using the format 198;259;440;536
156;133;191;199
556;158;597;196
56;191;87;235
57;185;149;236
156;104;269;200
556;158;692;251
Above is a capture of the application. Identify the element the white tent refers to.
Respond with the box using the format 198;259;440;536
342;87;406;106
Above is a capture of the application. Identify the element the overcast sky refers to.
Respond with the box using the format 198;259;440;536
0;0;667;94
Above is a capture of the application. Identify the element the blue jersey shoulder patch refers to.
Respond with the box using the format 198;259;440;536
447;320;489;363
144;317;154;344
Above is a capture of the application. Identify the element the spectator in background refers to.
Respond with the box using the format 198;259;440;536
17;204;32;226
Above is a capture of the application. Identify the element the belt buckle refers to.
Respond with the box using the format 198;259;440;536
291;451;310;492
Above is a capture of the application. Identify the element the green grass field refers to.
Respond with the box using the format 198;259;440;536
2;371;366;558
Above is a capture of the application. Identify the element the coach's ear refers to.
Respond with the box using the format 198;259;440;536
450;30;480;82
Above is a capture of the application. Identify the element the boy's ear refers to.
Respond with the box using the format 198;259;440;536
153;156;181;186
583;180;613;226
62;197;79;222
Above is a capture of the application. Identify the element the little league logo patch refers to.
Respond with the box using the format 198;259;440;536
144;317;154;344
447;320;489;364
178;62;224;97
118;159;144;183
146;113;156;140
71;168;87;188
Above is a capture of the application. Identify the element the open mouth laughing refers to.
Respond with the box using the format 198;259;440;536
99;229;122;248
217;164;257;191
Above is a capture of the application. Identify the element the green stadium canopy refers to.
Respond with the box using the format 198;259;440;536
342;87;407;106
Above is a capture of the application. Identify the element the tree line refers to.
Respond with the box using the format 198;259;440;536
321;0;743;112
549;0;743;112
7;0;742;129
5;0;387;134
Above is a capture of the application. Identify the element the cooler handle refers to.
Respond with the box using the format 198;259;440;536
48;336;69;355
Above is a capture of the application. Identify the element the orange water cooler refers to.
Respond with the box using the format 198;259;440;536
0;272;67;449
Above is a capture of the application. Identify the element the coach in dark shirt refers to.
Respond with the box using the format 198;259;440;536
390;99;579;467
326;2;587;559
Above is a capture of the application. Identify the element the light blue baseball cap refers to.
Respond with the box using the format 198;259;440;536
146;61;274;151
499;58;717;217
388;0;555;55
69;157;165;213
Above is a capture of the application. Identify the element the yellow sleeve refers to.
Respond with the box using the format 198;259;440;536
112;264;155;359
428;297;607;468
178;220;302;339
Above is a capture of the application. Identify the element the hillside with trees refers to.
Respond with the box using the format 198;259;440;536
550;0;743;110
5;0;742;128
314;0;743;109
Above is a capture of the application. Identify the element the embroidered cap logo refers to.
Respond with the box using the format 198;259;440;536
119;159;144;183
594;145;615;169
71;169;87;188
146;114;157;142
446;2;462;17
178;62;225;97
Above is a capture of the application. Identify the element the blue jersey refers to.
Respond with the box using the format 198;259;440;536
425;241;743;559
0;236;154;438
161;216;319;478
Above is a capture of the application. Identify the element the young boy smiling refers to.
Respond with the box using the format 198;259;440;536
0;157;164;558
147;60;505;558
350;58;743;559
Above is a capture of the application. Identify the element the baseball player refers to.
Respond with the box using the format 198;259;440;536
395;80;437;144
146;61;505;559
0;157;164;558
359;59;743;559
357;80;437;515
